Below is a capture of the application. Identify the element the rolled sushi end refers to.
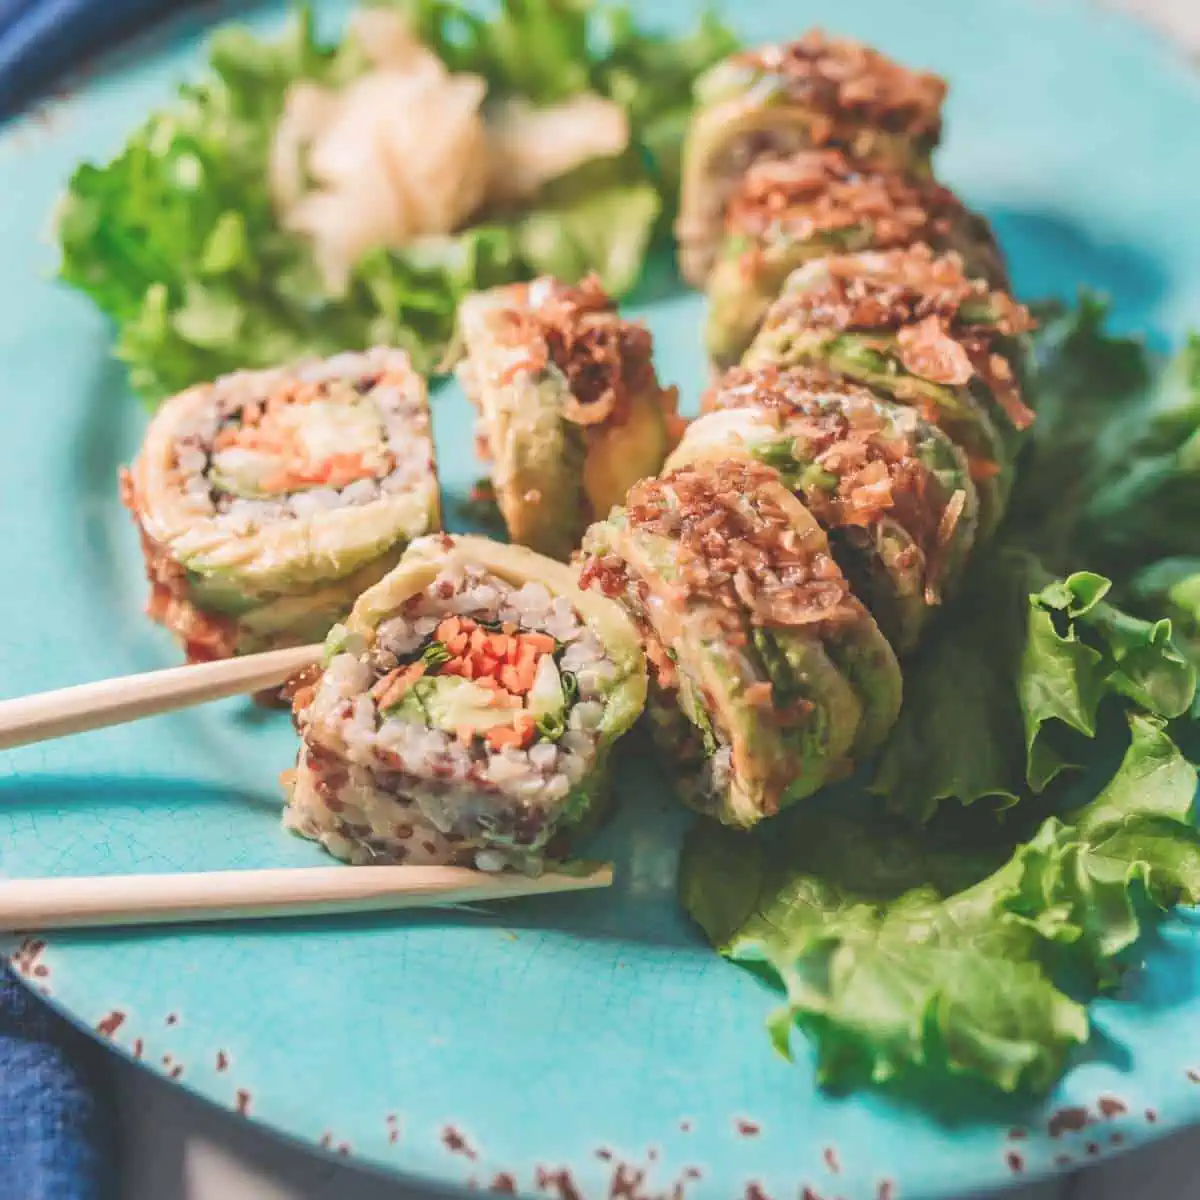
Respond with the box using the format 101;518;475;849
123;349;440;662
283;533;647;872
677;363;979;653
456;275;679;560
705;150;1008;369
580;459;901;829
677;32;947;286
744;245;1036;534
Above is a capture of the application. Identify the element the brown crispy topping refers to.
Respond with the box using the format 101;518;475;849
778;245;1036;429
703;362;875;415
725;149;969;253
738;31;946;139
498;275;667;429
578;552;630;600
705;367;953;599
897;314;975;386
783;245;1018;330
622;461;857;631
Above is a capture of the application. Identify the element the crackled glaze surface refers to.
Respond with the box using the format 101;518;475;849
4;1;1200;1197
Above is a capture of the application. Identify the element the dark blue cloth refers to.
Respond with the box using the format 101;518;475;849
0;0;195;116
0;966;116;1199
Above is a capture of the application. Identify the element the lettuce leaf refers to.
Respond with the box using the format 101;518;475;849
870;551;1196;818
56;1;735;403
681;714;1200;1093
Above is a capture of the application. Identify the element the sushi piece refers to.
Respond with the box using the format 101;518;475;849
676;31;947;286
705;149;1008;369
580;459;901;828
455;275;680;560
283;533;647;871
743;245;1036;536
671;364;978;653
121;349;440;663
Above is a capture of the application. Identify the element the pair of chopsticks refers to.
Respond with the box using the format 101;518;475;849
0;647;611;932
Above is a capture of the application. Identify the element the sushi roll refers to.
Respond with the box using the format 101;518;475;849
705;149;1007;370
283;534;647;871
580;459;901;829
121;349;440;662
671;364;978;653
677;31;947;286
743;245;1036;536
455;275;680;560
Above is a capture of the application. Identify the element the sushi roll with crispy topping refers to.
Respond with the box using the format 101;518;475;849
580;460;900;828
705;149;1007;369
455;275;680;560
677;31;947;286
743;245;1036;535
672;364;979;652
121;349;440;662
283;534;646;871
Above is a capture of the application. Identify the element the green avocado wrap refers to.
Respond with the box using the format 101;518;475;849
456;275;680;560
580;459;901;828
122;349;441;662
284;533;647;872
743;245;1036;536
705;149;1008;369
677;31;946;286
669;364;979;653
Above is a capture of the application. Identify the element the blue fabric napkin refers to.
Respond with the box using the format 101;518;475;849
0;0;195;116
0;965;116;1199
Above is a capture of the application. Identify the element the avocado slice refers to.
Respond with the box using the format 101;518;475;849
597;487;879;828
582;392;670;522
490;366;589;561
392;675;519;733
597;518;798;826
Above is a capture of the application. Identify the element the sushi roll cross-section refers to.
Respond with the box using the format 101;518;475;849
284;534;647;873
580;459;900;829
674;363;979;653
456;275;680;560
677;30;947;286
705;149;1007;370
744;244;1036;535
122;349;440;663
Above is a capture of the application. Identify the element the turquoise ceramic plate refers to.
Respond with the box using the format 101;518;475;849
3;1;1200;1196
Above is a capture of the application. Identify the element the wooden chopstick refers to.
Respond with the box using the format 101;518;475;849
0;863;613;931
0;644;323;752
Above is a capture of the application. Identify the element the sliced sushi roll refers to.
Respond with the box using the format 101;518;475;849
283;534;646;871
455;275;680;561
580;459;901;829
705;149;1007;370
121;349;440;662
677;31;946;286
672;364;978;653
743;245;1036;536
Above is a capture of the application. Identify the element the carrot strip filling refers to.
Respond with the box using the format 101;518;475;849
386;616;563;747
